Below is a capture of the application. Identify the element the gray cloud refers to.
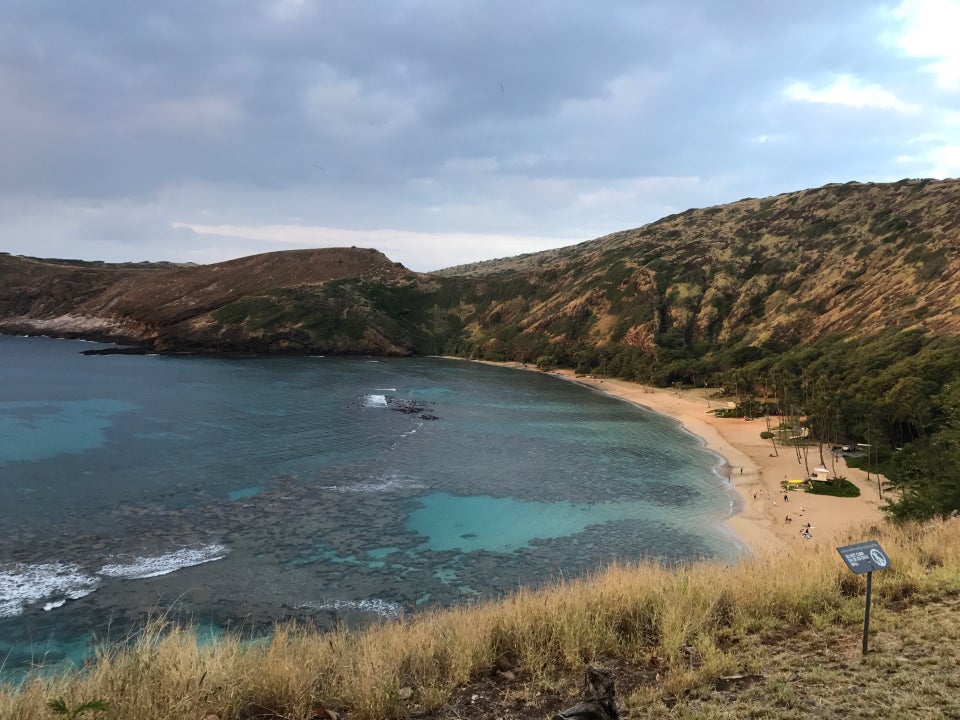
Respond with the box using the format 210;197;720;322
1;0;957;270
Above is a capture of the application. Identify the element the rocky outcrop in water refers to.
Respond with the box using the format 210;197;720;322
388;398;439;420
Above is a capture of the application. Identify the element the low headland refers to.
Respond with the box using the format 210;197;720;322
4;363;959;720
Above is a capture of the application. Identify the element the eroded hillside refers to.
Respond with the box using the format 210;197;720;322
2;178;959;362
440;179;960;366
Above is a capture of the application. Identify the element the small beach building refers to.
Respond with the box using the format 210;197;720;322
810;466;831;481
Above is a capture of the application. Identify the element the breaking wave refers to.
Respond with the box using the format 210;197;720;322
0;563;98;618
0;544;229;617
364;394;388;408
99;544;229;579
296;598;404;619
321;473;421;493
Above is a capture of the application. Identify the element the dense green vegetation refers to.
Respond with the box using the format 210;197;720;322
806;477;861;498
207;277;469;354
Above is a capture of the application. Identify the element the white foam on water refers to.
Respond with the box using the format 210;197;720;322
401;422;424;437
321;473;421;493
364;394;388;408
296;598;404;619
99;544;228;580
375;388;397;392
0;545;232;617
0;563;99;618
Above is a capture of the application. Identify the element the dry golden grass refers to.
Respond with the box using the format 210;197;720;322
3;519;959;720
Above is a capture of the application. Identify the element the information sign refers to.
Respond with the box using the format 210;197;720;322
836;540;891;574
836;539;890;655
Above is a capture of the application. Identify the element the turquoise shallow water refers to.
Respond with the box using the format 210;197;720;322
0;399;136;462
406;493;702;553
0;335;742;677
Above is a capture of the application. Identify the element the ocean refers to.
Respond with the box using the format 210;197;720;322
0;335;742;677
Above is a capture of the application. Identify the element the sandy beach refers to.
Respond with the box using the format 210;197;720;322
466;360;887;555
559;372;888;554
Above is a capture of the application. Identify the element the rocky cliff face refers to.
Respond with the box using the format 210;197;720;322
2;178;959;360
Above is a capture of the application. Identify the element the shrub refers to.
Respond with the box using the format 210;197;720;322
805;477;861;497
535;355;558;371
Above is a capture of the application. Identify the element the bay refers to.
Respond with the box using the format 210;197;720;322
0;335;742;677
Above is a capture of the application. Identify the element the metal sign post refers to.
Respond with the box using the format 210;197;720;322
836;540;890;655
863;570;873;656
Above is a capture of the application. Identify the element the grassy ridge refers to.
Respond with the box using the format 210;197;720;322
3;519;960;719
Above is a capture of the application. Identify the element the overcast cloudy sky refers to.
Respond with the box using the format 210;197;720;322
1;1;958;271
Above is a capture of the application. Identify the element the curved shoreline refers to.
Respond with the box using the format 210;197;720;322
457;359;886;555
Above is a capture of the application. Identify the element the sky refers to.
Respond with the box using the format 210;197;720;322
1;0;958;272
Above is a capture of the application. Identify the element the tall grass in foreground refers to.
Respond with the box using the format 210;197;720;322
3;519;959;720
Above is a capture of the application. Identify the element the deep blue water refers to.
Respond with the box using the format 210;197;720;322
0;335;742;677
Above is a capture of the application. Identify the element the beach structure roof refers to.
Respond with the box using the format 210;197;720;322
809;466;832;481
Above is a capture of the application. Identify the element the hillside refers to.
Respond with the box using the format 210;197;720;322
440;178;960;354
0;247;423;352
3;179;959;358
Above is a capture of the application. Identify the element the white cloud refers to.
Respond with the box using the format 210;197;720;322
895;136;960;177
172;222;578;271
887;0;960;89
925;144;960;177
784;74;917;112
